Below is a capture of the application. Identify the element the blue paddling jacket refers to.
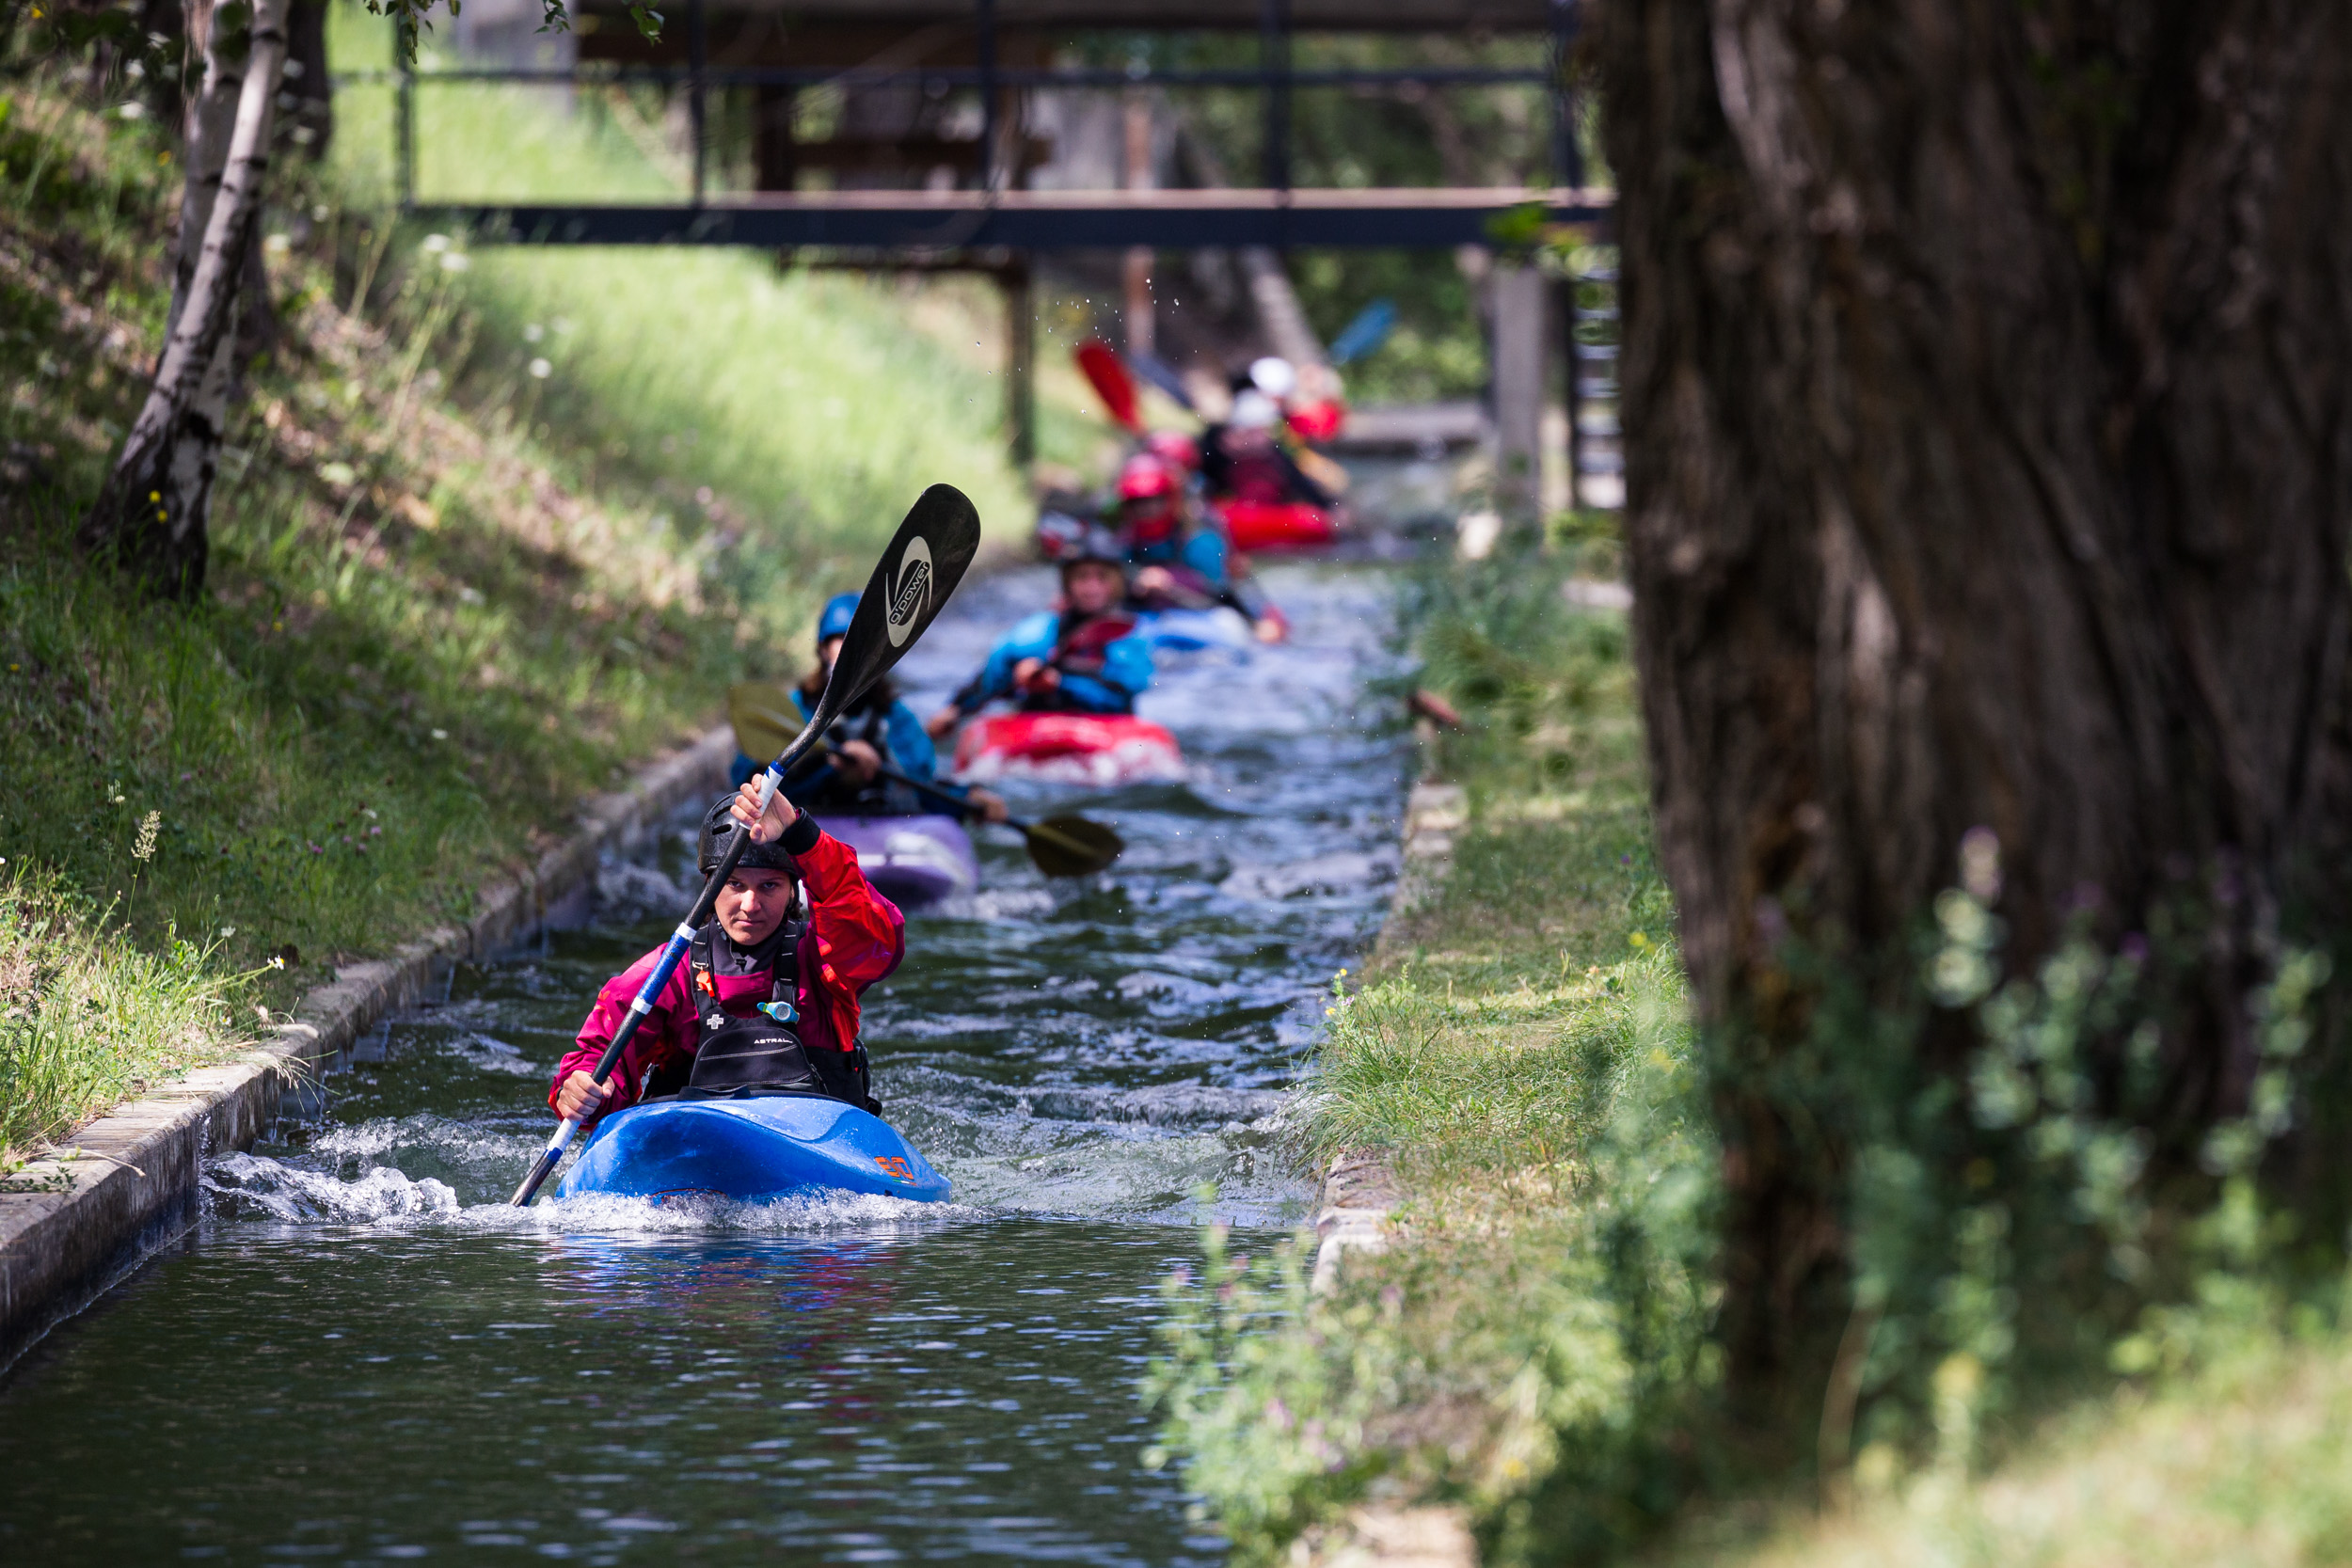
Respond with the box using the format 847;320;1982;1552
952;610;1154;717
729;686;958;816
1128;525;1233;592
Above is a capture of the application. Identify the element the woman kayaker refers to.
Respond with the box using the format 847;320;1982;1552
736;592;1009;822
926;531;1155;738
549;784;903;1124
1110;452;1287;643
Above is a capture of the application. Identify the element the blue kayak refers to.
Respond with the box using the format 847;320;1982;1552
555;1095;952;1205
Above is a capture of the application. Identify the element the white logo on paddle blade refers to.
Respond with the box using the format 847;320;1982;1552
885;537;933;647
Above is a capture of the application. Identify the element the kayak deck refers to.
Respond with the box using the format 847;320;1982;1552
952;712;1185;786
820;814;980;910
556;1095;952;1205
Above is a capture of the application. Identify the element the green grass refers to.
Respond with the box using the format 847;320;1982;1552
0;865;263;1163
1152;547;2352;1568
1145;548;1717;1565
1670;1292;2352;1568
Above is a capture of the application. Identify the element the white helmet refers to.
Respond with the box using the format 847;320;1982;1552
1248;356;1297;400
1230;389;1281;430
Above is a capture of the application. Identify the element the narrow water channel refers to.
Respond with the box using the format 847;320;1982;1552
0;563;1408;1566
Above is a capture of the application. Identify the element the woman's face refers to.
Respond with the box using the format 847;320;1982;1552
715;868;796;945
1120;494;1178;538
1062;562;1126;616
817;636;845;681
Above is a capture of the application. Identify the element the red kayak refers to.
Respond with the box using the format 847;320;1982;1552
952;713;1184;786
1215;499;1337;553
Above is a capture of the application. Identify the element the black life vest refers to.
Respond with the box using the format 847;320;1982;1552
1053;611;1138;677
643;920;880;1112
791;689;906;815
666;920;822;1099
1016;612;1140;716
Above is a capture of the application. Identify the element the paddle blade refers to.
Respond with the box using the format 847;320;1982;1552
1126;349;1196;412
1022;814;1124;878
1075;339;1142;432
1329;297;1397;366
726;681;805;762
802;485;981;754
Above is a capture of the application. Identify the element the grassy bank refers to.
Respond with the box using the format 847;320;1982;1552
1144;545;1715;1564
0;32;1077;1158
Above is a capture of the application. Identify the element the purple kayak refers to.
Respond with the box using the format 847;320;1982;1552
823;814;980;911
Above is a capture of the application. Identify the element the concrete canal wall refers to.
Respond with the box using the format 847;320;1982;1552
0;726;736;1368
1300;774;1477;1568
1311;775;1463;1292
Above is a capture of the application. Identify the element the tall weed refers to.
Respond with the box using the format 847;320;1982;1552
0;865;260;1158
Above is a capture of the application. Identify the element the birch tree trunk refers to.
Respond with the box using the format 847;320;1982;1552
82;0;290;596
168;0;246;478
1597;0;2352;1405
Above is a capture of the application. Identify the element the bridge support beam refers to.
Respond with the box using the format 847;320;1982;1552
1490;261;1549;531
1003;258;1035;469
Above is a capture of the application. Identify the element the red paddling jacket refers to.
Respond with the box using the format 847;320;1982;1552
548;817;905;1125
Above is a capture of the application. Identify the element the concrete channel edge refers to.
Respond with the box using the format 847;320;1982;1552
1311;776;1464;1293
1297;776;1476;1568
0;724;736;1369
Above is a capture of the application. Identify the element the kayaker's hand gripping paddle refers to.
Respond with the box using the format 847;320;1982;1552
509;484;982;1207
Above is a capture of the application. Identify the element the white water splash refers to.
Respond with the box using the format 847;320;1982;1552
306;1114;541;1170
494;1187;976;1236
204;1148;974;1236
205;1152;461;1223
596;860;691;917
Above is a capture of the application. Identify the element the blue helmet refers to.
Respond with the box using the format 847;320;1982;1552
816;592;860;645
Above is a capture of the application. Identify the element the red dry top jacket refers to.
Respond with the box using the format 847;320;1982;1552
548;825;905;1125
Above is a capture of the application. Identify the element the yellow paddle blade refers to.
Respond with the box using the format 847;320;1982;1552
1294;447;1351;497
726;681;805;763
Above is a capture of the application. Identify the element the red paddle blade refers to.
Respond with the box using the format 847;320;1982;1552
1075;339;1142;432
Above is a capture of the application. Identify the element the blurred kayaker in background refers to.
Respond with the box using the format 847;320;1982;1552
551;784;904;1124
1200;389;1337;510
926;531;1154;738
1108;452;1288;643
732;592;1009;822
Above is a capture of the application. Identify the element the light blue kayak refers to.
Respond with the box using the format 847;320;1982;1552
1133;605;1252;656
555;1095;952;1205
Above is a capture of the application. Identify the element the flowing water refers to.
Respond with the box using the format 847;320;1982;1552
0;564;1408;1565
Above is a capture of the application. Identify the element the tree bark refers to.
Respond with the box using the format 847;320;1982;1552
83;0;291;596
1597;0;2352;1403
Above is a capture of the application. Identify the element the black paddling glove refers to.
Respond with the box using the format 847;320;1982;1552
780;810;822;858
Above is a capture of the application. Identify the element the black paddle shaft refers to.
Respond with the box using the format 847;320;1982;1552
796;742;1121;878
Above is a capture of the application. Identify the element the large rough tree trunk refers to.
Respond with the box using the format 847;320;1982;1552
83;0;290;596
1597;0;2352;1406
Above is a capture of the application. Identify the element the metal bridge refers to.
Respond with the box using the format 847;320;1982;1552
341;0;1614;499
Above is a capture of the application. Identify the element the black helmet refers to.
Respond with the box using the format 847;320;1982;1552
698;793;801;877
1057;525;1130;573
1035;509;1090;562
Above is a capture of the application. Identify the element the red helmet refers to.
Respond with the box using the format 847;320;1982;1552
1117;453;1179;500
1145;431;1200;471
